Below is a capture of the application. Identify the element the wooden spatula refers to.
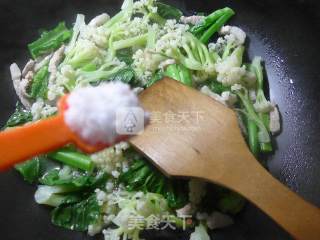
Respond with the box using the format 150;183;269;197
130;77;320;240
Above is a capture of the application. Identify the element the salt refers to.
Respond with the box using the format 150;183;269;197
64;82;141;145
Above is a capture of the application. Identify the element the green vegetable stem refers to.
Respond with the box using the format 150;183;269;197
48;148;94;172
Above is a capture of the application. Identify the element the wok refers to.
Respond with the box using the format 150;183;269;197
0;0;319;239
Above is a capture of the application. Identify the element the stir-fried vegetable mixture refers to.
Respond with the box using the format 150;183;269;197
5;0;281;239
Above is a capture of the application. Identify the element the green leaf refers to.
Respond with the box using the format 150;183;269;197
119;155;188;209
190;7;234;42
146;70;164;87
109;67;135;84
116;48;133;65
15;158;41;184
164;64;193;87
28;65;49;99
165;181;189;209
28;22;72;59
14;155;55;184
51;194;101;231
3;103;32;129
40;168;108;190
217;191;246;215
156;2;183;20
206;80;230;94
200;9;234;44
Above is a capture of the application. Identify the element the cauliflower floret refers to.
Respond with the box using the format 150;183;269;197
220;25;246;46
159;59;176;70
253;89;274;113
208;37;226;53
216;65;246;86
133;0;157;14
117;17;150;38
221;91;238;106
190;224;210;240
195;211;234;230
230;83;243;92
201;86;223;102
89;13;110;27
215;46;246;86
253;98;274;113
209;26;246;54
176;203;193;216
132;48;165;84
91;142;129;173
88;223;103;236
155;19;189;52
200;86;237;107
81;25;110;48
31;98;57;120
269;104;281;134
180;15;205;25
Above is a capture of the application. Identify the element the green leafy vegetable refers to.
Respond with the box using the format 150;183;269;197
247;117;259;156
35;167;107;207
29;65;49;99
35;185;74;207
28;22;72;59
40;168;108;190
3;103;32;129
155;2;183;21
250;57;273;153
15;158;41;183
232;86;270;156
146;70;164;87
109;67;135;84
15;156;58;184
51;194;101;231
200;8;234;44
48;148;94;171
119;157;188;209
217;191;246;215
206;80;230;94
164;64;193;87
190;7;234;44
116;48;133;65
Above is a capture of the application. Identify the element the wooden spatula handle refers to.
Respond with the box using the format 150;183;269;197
207;154;320;240
0;115;71;170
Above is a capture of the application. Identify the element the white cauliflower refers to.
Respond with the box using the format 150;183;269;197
200;86;237;107
190;223;210;240
215;46;246;86
269;104;281;134
180;15;205;25
30;98;57;120
220;25;246;46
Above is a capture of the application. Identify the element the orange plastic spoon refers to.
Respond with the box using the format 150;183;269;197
0;95;126;171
